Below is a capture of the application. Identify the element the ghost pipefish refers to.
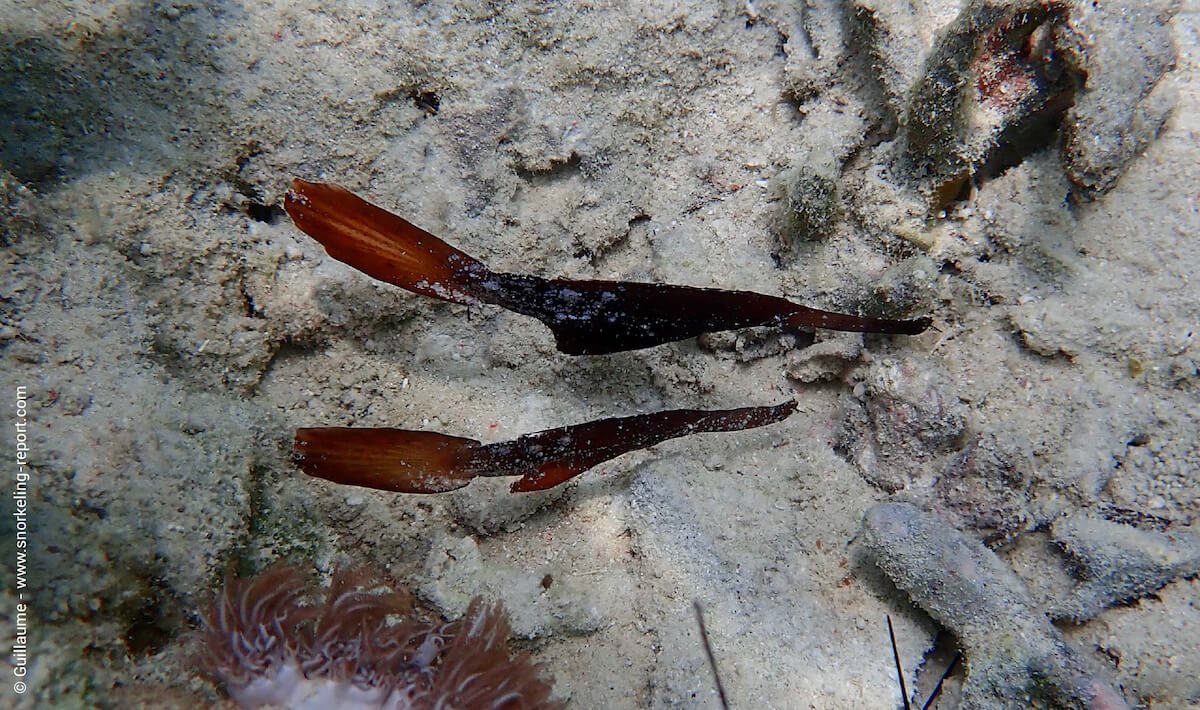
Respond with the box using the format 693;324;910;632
283;179;932;355
294;401;797;494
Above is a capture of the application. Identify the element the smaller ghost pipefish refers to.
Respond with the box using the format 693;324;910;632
283;179;932;355
294;401;797;494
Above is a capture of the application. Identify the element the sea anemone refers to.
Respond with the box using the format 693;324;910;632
194;564;562;709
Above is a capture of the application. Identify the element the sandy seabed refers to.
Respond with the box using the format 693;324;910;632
1;1;1198;708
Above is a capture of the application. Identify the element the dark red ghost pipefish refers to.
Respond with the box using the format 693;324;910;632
294;401;797;493
283;179;931;355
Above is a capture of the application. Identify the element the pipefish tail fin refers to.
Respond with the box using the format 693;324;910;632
283;179;492;304
294;427;482;493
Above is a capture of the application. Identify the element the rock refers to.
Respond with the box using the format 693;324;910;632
860;502;1130;710
933;432;1038;544
836;358;966;492
785;331;863;383
1058;0;1179;196
899;0;1080;206
1049;511;1200;623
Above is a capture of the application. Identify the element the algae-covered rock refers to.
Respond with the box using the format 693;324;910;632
900;0;1078;206
775;164;840;244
